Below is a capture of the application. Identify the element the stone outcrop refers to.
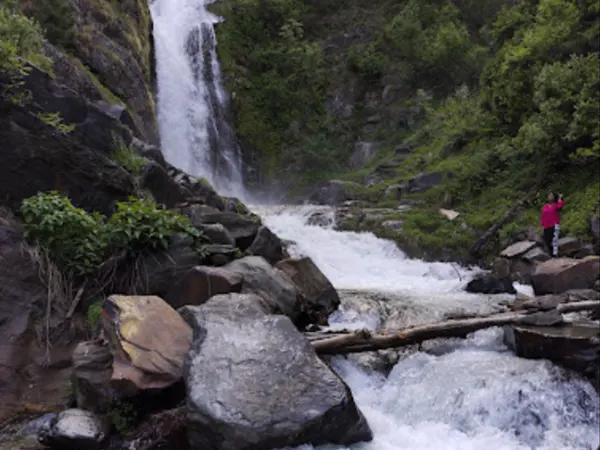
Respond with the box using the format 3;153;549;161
182;303;373;449
38;408;109;450
165;266;243;309
225;256;303;323
309;180;362;205
0;215;77;423
102;295;193;395
246;225;287;264
194;212;260;251
71;341;114;413
276;257;341;325
531;256;600;295
505;324;600;388
465;273;516;295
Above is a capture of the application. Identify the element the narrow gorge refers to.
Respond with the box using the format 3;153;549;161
0;0;598;449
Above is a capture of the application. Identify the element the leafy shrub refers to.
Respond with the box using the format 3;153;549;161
0;1;51;91
21;192;206;277
30;0;76;49
87;299;105;329
107;197;203;255
111;138;147;174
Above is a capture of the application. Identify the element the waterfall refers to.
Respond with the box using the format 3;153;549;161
150;0;244;197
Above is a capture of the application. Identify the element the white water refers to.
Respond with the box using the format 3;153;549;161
253;205;599;450
150;0;244;197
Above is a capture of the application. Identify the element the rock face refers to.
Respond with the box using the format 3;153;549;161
165;266;243;309
71;341;114;413
0;215;76;423
350;141;378;169
38;409;109;450
195;212;260;251
226;256;301;323
309;180;361;205
124;407;189;450
102;295;193;395
465;273;516;295
182;305;373;449
276;257;341;325
407;172;444;194
531;256;600;295
505;324;600;387
494;241;551;284
0;85;135;215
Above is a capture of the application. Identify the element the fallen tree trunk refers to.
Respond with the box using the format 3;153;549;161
311;300;599;355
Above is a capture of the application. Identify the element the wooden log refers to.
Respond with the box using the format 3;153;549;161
311;300;599;355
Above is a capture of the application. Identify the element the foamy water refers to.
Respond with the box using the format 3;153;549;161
253;204;599;450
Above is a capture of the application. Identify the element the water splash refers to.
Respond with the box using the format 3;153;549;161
150;0;244;197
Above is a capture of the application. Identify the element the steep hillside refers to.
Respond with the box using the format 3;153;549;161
213;0;599;262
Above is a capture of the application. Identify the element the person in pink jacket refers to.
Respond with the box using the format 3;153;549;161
540;191;564;257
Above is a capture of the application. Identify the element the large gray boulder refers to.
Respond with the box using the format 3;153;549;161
225;256;301;323
245;226;286;264
181;302;373;449
38;409;109;450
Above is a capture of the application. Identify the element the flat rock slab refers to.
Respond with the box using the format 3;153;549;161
183;306;372;449
531;256;600;295
500;241;537;258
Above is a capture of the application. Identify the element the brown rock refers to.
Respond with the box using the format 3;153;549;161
505;323;600;387
276;257;340;326
493;257;511;278
531;256;600;295
557;237;582;257
102;295;193;395
164;266;243;309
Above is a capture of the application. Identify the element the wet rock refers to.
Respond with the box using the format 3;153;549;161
222;197;251;215
350;142;378;170
504;324;600;387
512;289;599;311
519;310;563;326
102;295;193;395
276;257;341;326
246;226;286;264
307;211;335;227
193;212;259;251
38;409;109;450
164;266;243;309
195;223;235;246
557;237;583;257
124;407;188;450
531;256;600;295
407;172;444;194
309;180;361;206
0;217;77;423
139;162;184;208
466;274;516;295
183;308;373;449
136;235;204;297
500;241;538;258
204;244;238;266
71;341;114;413
225;256;300;323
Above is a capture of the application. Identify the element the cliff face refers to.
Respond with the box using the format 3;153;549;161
21;0;157;143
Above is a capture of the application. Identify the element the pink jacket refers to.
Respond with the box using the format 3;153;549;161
540;200;564;229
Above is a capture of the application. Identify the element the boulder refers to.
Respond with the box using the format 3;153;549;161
194;212;260;251
183;307;373;449
179;293;273;326
245;226;286;264
349;141;378;170
102;295;193;395
71;341;114;413
38;409;109;450
500;241;537;258
309;180;361;206
407;172;444;194
465;274;516;295
522;246;550;263
492;257;511;278
135;235;205;298
225;256;301;322
168;169;226;211
195;223;235;246
204;244;238;267
511;289;599;311
557;236;583;257
531;256;600;295
504;324;600;387
164;266;243;309
307;210;335;228
140;162;185;208
276;257;341;325
0;216;77;423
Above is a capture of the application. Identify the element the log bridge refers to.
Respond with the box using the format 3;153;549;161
306;300;600;355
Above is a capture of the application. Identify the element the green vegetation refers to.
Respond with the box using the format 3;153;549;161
0;0;51;93
112;138;148;174
30;0;76;49
87;299;105;328
216;0;599;261
36;111;75;134
108;399;139;433
21;192;207;277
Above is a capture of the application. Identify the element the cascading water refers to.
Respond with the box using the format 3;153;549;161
150;0;244;197
253;205;600;450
